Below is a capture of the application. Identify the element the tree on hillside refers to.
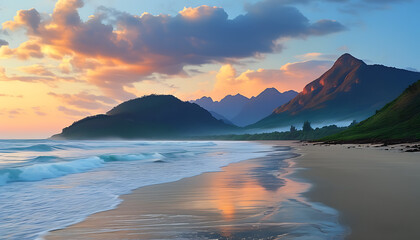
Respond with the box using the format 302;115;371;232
302;121;313;132
290;125;297;132
349;120;358;127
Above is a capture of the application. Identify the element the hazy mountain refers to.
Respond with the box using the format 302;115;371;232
192;94;249;120
209;111;235;126
323;80;420;142
250;53;420;129
192;88;297;126
231;88;298;127
52;95;237;139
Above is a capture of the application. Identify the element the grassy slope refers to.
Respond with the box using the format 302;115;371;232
322;80;420;142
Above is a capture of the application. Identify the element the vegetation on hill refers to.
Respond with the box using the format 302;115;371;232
322;80;420;142
197;121;349;141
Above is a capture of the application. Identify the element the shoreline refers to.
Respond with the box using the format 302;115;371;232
44;141;346;239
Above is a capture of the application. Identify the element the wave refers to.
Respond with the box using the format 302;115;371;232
0;153;163;186
3;144;59;152
99;153;163;162
30;156;61;163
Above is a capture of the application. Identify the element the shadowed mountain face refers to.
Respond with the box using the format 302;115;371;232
192;88;297;127
250;53;420;129
323;80;420;142
208;111;235;126
52;95;237;139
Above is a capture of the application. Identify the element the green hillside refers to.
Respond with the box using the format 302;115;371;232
322;80;420;142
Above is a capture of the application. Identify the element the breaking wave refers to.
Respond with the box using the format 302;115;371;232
0;153;163;185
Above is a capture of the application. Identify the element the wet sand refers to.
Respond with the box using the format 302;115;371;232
296;143;420;240
45;142;345;239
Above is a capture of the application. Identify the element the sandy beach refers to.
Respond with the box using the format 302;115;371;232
44;141;420;239
296;143;420;240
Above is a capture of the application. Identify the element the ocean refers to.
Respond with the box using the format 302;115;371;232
0;140;347;239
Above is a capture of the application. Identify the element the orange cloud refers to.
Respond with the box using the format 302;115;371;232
48;91;117;110
0;0;345;100
0;40;44;60
179;6;222;19
211;60;333;100
57;106;90;116
18;65;54;76
0;67;77;85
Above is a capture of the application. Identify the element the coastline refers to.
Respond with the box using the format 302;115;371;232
44;141;346;239
295;142;420;240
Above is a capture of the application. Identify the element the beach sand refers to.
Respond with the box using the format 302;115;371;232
45;141;420;239
296;143;420;240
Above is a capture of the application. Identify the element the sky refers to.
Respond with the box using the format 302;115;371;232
0;0;418;138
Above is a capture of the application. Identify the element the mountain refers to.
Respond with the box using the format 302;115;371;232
209;111;235;125
250;53;420;129
231;88;298;127
192;88;297;127
322;80;420;142
192;94;249;120
52;95;237;139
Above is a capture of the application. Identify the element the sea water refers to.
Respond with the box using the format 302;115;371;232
0;140;347;239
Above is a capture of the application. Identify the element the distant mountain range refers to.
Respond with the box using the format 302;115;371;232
323;79;420;142
192;88;298;127
193;94;249;121
250;53;420;129
52;95;237;139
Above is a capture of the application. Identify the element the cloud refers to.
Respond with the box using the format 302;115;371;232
0;67;77;85
0;40;43;59
1;0;346;99
295;52;339;61
329;0;413;13
18;64;54;76
32;107;46;116
0;93;23;98
2;8;41;34
307;19;347;35
4;108;23;118
57;106;90;116
212;60;333;99
0;39;8;46
49;91;117;110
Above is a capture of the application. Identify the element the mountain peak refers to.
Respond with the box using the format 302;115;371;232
334;53;365;68
258;87;280;97
199;96;213;101
221;93;248;102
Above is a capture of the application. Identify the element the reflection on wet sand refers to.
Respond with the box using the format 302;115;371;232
46;147;337;239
